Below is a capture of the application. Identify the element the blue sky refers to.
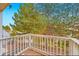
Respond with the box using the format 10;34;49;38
2;3;20;26
2;3;78;26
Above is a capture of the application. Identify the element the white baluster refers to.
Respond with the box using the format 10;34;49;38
16;37;18;55
70;39;79;56
0;40;2;56
2;40;4;56
53;38;55;55
43;37;44;51
35;36;38;48
25;36;27;48
69;40;73;56
17;36;19;54
20;37;22;51
47;37;48;53
5;39;8;56
17;37;19;54
22;37;23;50
24;36;25;48
10;38;12;56
33;36;35;48
23;36;24;49
42;37;43;51
26;36;27;48
19;37;21;52
44;37;46;52
13;38;15;55
46;37;47;52
35;36;36;48
39;36;41;50
64;39;66;56
26;36;28;48
29;34;32;48
60;39;62;56
35;36;37;49
41;37;42;50
37;36;39;49
32;36;34;48
43;37;45;51
49;38;52;55
23;36;25;49
15;38;17;55
71;42;79;55
56;39;58;55
27;36;29;47
35;36;37;48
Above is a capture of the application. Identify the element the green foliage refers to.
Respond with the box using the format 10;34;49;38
9;3;79;38
10;4;48;35
3;25;11;32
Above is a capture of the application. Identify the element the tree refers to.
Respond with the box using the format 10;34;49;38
10;4;48;35
3;25;11;33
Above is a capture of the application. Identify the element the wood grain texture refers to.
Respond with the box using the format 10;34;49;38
0;3;9;12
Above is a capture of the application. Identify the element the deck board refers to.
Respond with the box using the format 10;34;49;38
19;49;44;56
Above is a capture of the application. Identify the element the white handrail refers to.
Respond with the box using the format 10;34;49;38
30;34;76;40
0;34;29;56
70;38;79;45
0;33;79;56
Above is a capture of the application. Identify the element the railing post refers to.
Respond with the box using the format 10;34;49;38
28;34;32;48
72;43;79;56
69;38;79;56
0;40;2;55
69;40;73;55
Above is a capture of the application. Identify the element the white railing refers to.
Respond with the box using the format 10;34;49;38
30;34;79;56
0;34;79;56
0;34;29;56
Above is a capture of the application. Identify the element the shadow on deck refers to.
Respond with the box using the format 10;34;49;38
18;48;47;56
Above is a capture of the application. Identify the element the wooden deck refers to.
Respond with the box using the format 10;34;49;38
19;49;46;56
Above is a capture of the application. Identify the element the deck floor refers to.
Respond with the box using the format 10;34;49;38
19;49;45;56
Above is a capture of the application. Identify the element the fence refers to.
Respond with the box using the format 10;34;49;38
0;34;29;56
0;34;79;56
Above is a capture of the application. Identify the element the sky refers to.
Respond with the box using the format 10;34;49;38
2;3;79;26
2;3;20;26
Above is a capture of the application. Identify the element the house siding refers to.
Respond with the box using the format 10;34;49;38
0;12;10;55
0;12;2;38
0;12;3;55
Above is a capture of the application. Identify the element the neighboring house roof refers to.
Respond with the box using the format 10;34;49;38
0;3;9;12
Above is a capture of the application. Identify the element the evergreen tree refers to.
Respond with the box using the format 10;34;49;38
10;4;48;35
3;25;11;33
